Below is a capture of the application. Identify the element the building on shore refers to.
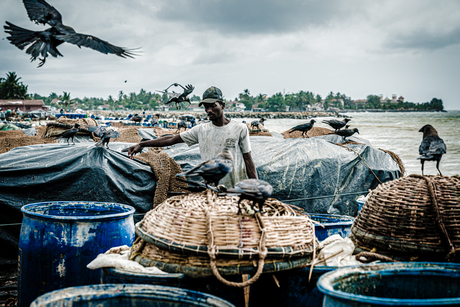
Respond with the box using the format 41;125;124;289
0;99;46;112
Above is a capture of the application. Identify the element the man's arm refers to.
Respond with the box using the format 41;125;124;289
243;152;258;179
128;134;184;159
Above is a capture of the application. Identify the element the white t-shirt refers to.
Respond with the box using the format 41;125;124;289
179;119;251;188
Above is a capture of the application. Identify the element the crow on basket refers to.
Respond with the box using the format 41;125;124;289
418;124;447;176
176;147;233;188
86;126;120;148
224;179;273;215
322;118;351;132
288;119;316;138
52;123;80;145
4;0;137;67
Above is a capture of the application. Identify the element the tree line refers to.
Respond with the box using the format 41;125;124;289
0;71;444;112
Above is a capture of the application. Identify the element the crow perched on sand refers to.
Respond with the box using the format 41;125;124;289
158;83;195;110
4;0;136;67
335;127;359;140
176;147;233;188
418;124;447;176
86;126;120;148
52;123;80;145
322;118;351;132
288;119;316;138
225;179;273;215
250;118;265;132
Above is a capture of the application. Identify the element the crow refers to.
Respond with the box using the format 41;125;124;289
176;147;233;188
131;114;143;124
288;119;316;138
158;83;195;110
86;126;120;148
322;118;351;132
418;124;447;176
250;118;265;132
335;127;359;140
52;123;80;145
176;120;187;132
4;0;136;67
224;179;273;215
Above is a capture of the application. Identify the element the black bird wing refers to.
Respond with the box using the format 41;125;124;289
419;135;447;157
227;179;273;199
23;0;62;26
179;84;194;99
322;119;345;130
289;123;310;132
53;32;136;58
335;129;353;137
52;127;77;139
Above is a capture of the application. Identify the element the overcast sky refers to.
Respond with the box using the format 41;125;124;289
1;0;460;110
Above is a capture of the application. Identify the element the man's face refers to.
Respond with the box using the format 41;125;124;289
204;102;224;120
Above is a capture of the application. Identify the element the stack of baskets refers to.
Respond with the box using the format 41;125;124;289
130;190;317;287
352;175;460;261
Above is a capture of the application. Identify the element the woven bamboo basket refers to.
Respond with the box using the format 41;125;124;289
136;190;316;260
351;175;460;261
129;238;313;279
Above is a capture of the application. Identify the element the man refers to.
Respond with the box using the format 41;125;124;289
128;86;257;188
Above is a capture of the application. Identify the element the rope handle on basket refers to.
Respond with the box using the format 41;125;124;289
205;199;268;287
409;175;455;258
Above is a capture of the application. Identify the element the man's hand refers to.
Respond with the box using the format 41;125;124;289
128;144;143;159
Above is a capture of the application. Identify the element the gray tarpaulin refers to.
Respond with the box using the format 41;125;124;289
0;142;156;264
164;135;400;216
0;133;400;264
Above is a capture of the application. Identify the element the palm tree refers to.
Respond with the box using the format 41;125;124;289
0;71;29;99
58;91;75;111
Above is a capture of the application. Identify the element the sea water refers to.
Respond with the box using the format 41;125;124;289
241;111;460;177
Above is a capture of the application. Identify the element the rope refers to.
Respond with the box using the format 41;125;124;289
280;190;369;203
409;174;457;261
355;251;398;263
335;143;383;184
205;204;267;288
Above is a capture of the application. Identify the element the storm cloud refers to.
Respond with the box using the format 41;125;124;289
0;0;459;109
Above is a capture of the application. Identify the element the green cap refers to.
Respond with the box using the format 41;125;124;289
199;86;223;106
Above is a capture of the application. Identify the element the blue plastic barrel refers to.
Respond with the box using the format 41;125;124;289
102;265;340;306
318;262;460;307
308;213;354;241
30;284;235;307
18;201;136;307
102;268;245;306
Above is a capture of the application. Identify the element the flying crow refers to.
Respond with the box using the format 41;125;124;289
158;83;195;110
288;119;316;138
418;124;447;176
52;123;80;145
4;0;136;67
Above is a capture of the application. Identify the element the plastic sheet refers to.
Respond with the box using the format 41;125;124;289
0;142;156;265
164;135;401;216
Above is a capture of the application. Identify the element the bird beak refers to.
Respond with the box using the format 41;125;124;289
418;128;423;132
